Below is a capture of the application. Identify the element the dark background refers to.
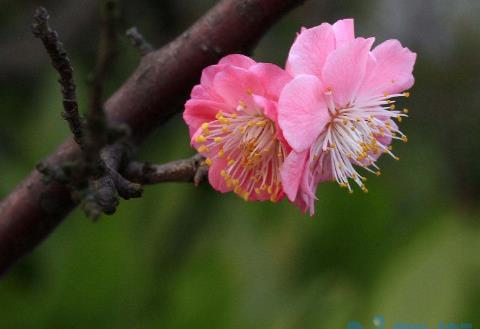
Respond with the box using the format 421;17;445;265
1;0;480;328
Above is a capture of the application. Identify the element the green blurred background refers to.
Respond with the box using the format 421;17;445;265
1;0;480;328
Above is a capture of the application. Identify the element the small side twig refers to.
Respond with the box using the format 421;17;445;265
86;0;118;160
126;27;153;56
32;7;84;148
124;154;208;187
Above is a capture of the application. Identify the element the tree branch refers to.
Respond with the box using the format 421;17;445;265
126;27;153;56
125;154;208;186
31;7;85;148
0;0;306;275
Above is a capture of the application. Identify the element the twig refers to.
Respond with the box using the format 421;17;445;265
124;154;208;186
86;0;118;160
31;7;84;148
126;27;153;56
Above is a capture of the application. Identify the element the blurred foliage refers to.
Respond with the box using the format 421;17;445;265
1;0;480;328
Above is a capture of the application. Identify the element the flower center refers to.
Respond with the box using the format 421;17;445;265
195;108;286;201
311;91;410;193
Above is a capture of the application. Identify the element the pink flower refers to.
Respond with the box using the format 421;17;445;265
278;19;416;215
184;54;292;202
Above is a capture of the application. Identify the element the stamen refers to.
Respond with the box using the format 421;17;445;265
198;109;285;202
308;90;409;192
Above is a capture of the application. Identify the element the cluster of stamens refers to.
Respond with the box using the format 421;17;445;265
310;91;411;193
195;103;286;202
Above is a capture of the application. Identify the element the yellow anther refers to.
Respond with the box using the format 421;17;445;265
238;100;247;109
219;117;231;125
220;170;227;177
231;113;238;119
397;116;402;122
243;191;250;201
403;92;410;98
227;159;235;166
247;120;255;127
246;88;253;95
234;186;242;194
255;188;261;195
361;186;369;193
214;137;222;143
204;158;212;166
218;149;225;157
256;120;267;127
401;136;408;143
198;145;209;153
270;195;279;203
390;104;396;110
239;126;246;134
215;111;223;120
195;135;206;143
267;186;273;194
375;171;381;176
394;156;400;161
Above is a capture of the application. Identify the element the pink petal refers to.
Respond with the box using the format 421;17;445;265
280;150;308;201
219;54;256;69
213;66;264;108
278;75;330;152
208;158;230;193
322;37;374;107
286;23;336;77
183;98;229;137
250;63;292;100
332;18;355;47
252;95;277;122
358;39;416;98
200;65;223;90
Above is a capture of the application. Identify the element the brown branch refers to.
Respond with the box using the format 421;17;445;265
126;27;153;56
31;7;84;148
125;154;208;186
86;0;118;160
0;0;307;275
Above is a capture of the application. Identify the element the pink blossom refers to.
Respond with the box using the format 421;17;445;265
184;54;292;202
278;19;416;215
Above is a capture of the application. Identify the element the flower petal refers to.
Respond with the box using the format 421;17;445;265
219;54;256;69
278;75;330;152
208;157;230;193
280;150;308;201
183;99;229;137
358;39;416;98
250;63;292;100
322;37;374;107
286;23;336;77
332;18;355;47
213;66;264;108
